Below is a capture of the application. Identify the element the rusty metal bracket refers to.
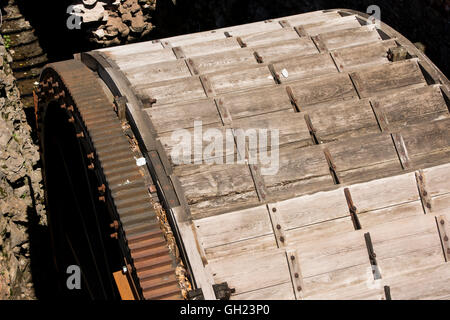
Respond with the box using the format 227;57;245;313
364;232;382;280
187;288;205;300
304;114;319;145
324;148;340;185
344;188;362;230
213;282;235;300
415;170;432;214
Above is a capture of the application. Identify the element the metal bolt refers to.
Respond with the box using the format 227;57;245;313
444;235;448;242
272;208;277;213
295;273;299;278
110;220;119;230
87;153;94;159
76;132;84;138
297;286;302;291
98;184;106;193
291;255;295;261
276;224;281;230
426;202;432;209
423;190;428;196
441;220;445;225
279;236;285;243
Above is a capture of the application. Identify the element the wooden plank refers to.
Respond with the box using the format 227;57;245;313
286;216;355;244
288;73;358;107
162;30;226;47
262;144;334;202
297;15;362;36
146;99;222;134
397;118;450;169
304;98;380;143
294;229;369;278
180;37;241;57
220;20;282;37
331;39;397;72
283;11;342;26
271;52;338;83
193;205;273;249
99;40;164;55
358;201;424;229
350;59;427;98
174;164;259;218
252;38;319;63
268;187;349;230
217;86;292;119
207;65;274;95
415;170;432;214
302;264;384;300
134;77;206;106
206;249;291;295
269;206;287;248
241;28;300;47
113;270;136;300
122;59;191;84
313;25;382;51
387;263;450;300
108;47;176;70
326;133;403;184
190;48;258;74
231;282;295;300
348;172;420;213
204;234;277;261
370;85;449;131
231;111;312;150
423;163;450;197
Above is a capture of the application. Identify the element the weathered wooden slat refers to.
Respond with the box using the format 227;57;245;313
350;59;427;98
231;282;295;300
272;52;338;83
180;37;241;57
313;25;382;51
358;201;424;229
108;48;177;70
207;65;275;95
397;118;450;169
422;164;450;206
286;249;305;299
288;73;358;107
304;98;380;143
98;40;164;55
331;39;397;72
231;111;312;150
217;86;292;120
283;11;342;26
162;30;226;47
268;187;349;230
220;20;282;38
193;205;273;249
415;170;432;214
371;85;449;131
122;59;191;84
241;28;300;47
146;99;222;134
189;48;258;74
134;76;206;106
174;164;259;218
253;38;319;63
261;144;334;202
387;263;450;300
297;15;362;37
206;249;291;295
436;214;450;261
326;133;403;184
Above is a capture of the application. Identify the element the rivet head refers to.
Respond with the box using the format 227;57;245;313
272;208;277;213
276;224;281;230
447;248;450;254
441;220;445;225
279;236;285;243
294;273;299;278
297;286;302;291
291;255;295;261
444;235;448;242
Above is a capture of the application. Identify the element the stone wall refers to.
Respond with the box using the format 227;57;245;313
0;36;45;300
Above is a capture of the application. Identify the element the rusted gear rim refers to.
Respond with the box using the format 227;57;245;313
36;60;183;300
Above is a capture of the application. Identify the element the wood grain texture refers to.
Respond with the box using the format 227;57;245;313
313;25;382;51
253;38;319;63
299;15;362;36
241;28;300;47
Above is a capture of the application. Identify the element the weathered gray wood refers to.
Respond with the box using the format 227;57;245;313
288;73;358;107
190;48;258;74
146;99;222;134
241;28;300;47
304;98;380;143
272;52;338;83
436;214;450;261
162;30;226;47
206;249;291;295
107;47;176;70
134;76;206;106
174;164;259;218
232;282;295;300
313;25;382;51
371;85;449;131
326;133;403;184
219;20;282;37
331;39;397;71
122;59;191;84
193;205;273;249
283;11;342;26
422;163;450;198
180;37;241;57
298;15;362;36
207;65;275;95
286;249;305;299
217;86;293;120
261;144;334;202
253;38;319;63
350;59;427;98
